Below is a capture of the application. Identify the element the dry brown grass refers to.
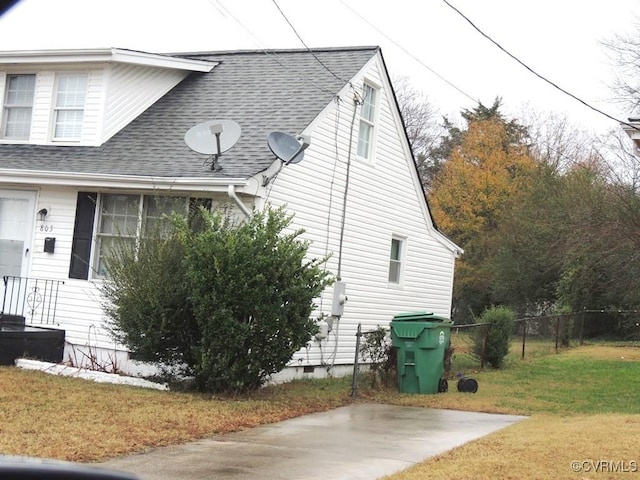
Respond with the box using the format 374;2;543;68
384;415;640;480
2;344;640;479
563;344;640;361
380;345;640;480
0;368;350;462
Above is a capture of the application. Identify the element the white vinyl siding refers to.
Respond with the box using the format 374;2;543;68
29;71;55;142
9;53;457;374
53;73;87;140
27;187;110;349
266;55;457;368
0;70;97;145
0;63;187;145
2;74;35;139
22;188;222;354
102;63;190;142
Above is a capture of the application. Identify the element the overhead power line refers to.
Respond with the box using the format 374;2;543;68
338;0;477;104
207;0;339;96
270;0;352;85
441;0;639;131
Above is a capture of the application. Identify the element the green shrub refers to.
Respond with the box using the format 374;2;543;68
360;326;395;388
472;305;514;368
101;206;333;393
101;223;197;368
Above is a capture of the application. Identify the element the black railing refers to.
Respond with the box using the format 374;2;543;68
1;276;64;325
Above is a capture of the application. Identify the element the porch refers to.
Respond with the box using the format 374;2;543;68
0;276;65;365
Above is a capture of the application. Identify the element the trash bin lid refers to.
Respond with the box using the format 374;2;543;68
392;311;451;322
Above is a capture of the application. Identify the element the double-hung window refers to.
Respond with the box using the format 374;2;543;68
143;196;189;234
388;237;405;284
95;194;141;277
69;193;209;280
53;73;87;141
94;194;190;277
2;74;36;139
357;83;378;159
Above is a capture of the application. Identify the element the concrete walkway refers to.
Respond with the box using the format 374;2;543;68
98;404;527;480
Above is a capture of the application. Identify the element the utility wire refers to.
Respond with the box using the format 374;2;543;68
441;0;640;131
338;0;477;104
336;93;361;281
207;0;340;96
270;0;353;85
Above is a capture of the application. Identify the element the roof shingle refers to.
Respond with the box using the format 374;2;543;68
0;46;379;179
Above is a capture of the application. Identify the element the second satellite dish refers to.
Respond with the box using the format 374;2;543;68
267;132;311;165
185;120;241;156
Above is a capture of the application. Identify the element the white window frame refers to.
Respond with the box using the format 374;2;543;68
388;236;406;285
94;193;142;278
93;194;195;278
52;73;88;141
357;82;379;160
2;73;36;140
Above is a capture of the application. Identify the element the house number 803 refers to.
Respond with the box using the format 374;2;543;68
39;224;53;233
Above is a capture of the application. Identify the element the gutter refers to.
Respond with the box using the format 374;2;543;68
0;48;216;72
0;169;248;191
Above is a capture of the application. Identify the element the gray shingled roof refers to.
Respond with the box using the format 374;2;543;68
0;46;379;179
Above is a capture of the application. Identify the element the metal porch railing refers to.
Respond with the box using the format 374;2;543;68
1;276;64;325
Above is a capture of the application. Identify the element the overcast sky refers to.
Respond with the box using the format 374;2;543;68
0;0;637;133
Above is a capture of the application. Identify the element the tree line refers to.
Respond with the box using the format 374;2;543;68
397;31;640;339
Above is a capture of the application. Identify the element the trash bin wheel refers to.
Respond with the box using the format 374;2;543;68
457;377;479;393
438;378;448;393
463;377;478;393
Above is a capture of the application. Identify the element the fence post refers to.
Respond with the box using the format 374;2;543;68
480;325;488;369
554;316;560;353
521;319;527;360
351;323;362;398
579;308;585;345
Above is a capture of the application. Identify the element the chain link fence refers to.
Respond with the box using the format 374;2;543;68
448;310;640;375
351;310;640;394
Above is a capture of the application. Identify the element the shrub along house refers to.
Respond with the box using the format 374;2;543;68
0;46;460;378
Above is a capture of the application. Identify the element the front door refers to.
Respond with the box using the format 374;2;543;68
0;189;35;282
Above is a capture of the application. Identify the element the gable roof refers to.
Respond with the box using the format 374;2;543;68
0;46;379;179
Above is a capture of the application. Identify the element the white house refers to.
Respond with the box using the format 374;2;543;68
0;46;460;379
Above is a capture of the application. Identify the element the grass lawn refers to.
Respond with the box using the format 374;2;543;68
1;344;639;479
0;369;352;462
374;344;640;479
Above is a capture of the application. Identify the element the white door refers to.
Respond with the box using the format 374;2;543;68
0;190;36;280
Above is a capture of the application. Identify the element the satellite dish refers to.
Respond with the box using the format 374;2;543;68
267;131;311;165
184;120;241;155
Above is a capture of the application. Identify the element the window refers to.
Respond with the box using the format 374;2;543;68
2;74;36;139
93;194;191;277
357;83;377;159
95;194;140;277
53;74;87;140
70;194;209;280
388;237;404;284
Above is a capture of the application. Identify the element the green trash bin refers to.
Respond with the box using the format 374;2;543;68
390;311;452;394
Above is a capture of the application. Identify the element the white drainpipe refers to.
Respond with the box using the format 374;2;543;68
227;184;252;218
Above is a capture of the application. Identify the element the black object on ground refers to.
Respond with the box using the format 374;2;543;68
457;377;479;393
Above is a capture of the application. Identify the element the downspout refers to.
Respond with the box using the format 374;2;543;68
227;184;252;218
